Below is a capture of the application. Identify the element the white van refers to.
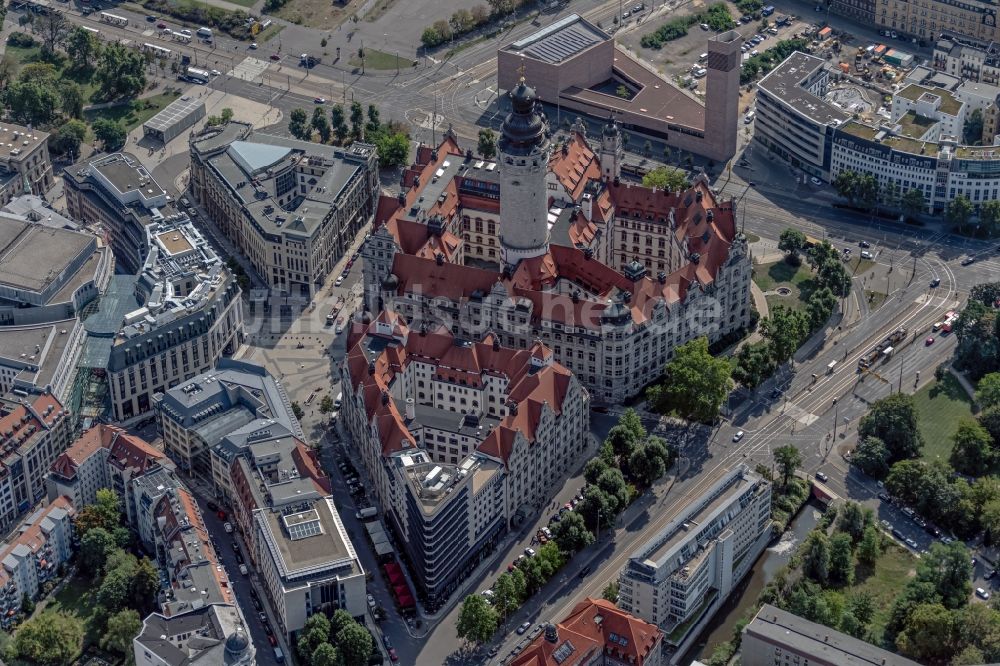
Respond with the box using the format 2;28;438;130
744;111;755;124
196;26;213;38
698;52;708;61
334;392;342;409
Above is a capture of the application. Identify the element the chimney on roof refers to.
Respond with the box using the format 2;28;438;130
583;247;594;260
690;252;701;264
613;176;620;187
696;190;704;202
508;401;518;415
405;398;415;420
435;253;445;266
657;271;667;284
571;291;580;303
544;623;558;643
381;391;390;406
561;143;569;156
368;360;376;375
492;336;500;352
465;149;473;160
707;209;714;221
397;191;406;205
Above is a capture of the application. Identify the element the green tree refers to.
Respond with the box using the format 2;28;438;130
372;130;410;169
977;373;1000;409
602;580;619;602
312;643;343;666
950;418;994;476
778;228;807;263
291;401;304;420
335;621;373;666
52;119;87;161
92;119;126;151
628;439;670;486
853;436;891;478
3;78;60;126
858;524;881;564
132;557;160;614
80;527;116;573
577;484;617;532
900;188;926;219
20;592;34;615
858;393;924;463
596;467;630;514
288;108;310;140
647;337;731;423
349;101;364;139
319;395;334;414
919;541;974;610
837;501;869;543
328;609;355;638
583;457;609;485
642;166;689;191
964;108;985;145
37;11;69;56
101;609;141;657
774;445;802;488
829;532;855;584
221;108;234;123
833;170;858;204
60;81;84;119
947;194;975;232
733;340;776;390
297;613;331;660
10;612;84;665
980;199;1000;238
980;498;1000;545
365;104;381;136
477;128;496;159
312;107;331;143
330;104;348;143
94;42;146;101
806;286;839;330
760;305;810;364
492;572;520;623
606;424;640;463
802;530;831;583
896;603;956;662
550;510;594;553
954;645;987;666
456;594;498;645
65;26;100;71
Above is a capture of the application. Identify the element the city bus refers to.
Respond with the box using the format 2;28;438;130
142;43;172;58
170;30;191;43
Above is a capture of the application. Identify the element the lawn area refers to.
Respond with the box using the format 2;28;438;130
912;372;976;464
846;256;875;276
864;290;888;311
5;38;101;103
752;259;817;313
350;48;417;70
39;571;101;648
849;542;917;637
270;0;358;30
84;91;182;131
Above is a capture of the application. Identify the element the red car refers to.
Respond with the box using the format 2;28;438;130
157;21;167;28
270;53;281;61
925;336;935;346
268;635;277;646
388;648;398;662
217;510;227;520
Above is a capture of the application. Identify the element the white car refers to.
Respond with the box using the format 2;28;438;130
732;431;745;442
335;276;345;287
860;250;874;260
239;564;249;575
223;522;233;533
367;593;376;609
977;587;991;600
810;176;823;186
210;69;221;76
249;42;258;49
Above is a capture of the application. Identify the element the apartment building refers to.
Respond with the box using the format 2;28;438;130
365;84;752;404
741;604;919;666
0;393;71;534
134;604;255;666
934;33;1000;85
188;121;379;298
341;312;588;605
47;424;166;515
512;598;664;666
0;497;74;630
104;217;244;424
63;152;182;274
618;465;771;658
875;0;1000;43
0;124;53;206
154;359;301;485
891;83;966;139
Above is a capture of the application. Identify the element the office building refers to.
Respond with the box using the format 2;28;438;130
0;497;74;630
154;359;301;485
101;217;244;424
497;15;741;162
155;359;363;637
741;604;919;666
63;152;185;274
188;121;379;298
366;83;752;404
617;465;771;658
134;604;255;666
933;33;1000;86
511;598;664;666
341;312;588;605
0;124;53;206
47;424;166;515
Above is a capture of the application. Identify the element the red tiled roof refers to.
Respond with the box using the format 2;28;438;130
549;132;601;202
291;441;332;494
0;496;74;587
511;598;663;666
50;425;161;481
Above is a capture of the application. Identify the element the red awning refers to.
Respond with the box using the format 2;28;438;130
397;593;415;608
387;569;404;585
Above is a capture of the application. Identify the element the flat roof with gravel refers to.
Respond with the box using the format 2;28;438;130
0;217;94;294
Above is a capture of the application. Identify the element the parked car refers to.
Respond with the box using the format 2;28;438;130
206;501;218;512
524;547;536;558
977;587;991;600
517;621;531;635
732;431;745;442
815;471;829;482
367;593;376;609
388;648;399;662
926;336;935;346
578;565;592;578
962;256;976;266
930;277;941;287
859;240;871;248
239;564;248;575
223;521;233;533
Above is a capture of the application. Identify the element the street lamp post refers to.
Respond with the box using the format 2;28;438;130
832;398;840;443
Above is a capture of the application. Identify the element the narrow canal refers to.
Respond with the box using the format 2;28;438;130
685;499;825;662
